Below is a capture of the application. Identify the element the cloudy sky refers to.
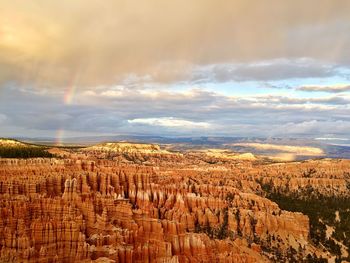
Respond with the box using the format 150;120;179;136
1;0;350;140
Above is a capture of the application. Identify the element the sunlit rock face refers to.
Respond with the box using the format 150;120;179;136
0;139;27;147
0;143;349;262
82;142;183;164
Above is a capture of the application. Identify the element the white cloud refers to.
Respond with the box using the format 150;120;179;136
297;84;350;93
315;137;349;141
100;90;123;97
128;117;211;129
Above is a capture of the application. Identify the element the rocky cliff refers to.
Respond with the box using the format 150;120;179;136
0;143;349;262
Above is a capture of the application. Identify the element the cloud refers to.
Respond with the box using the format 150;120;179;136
242;94;350;105
2;0;350;88
297;84;350;93
128;117;211;129
315;137;349;141
271;120;350;136
207;59;336;82
0;114;7;124
1;83;350;138
233;143;324;156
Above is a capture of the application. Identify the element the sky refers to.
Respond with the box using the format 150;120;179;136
0;0;350;140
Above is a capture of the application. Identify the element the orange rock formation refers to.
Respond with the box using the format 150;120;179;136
0;143;349;262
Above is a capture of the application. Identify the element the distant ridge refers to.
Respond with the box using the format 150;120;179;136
9;136;350;160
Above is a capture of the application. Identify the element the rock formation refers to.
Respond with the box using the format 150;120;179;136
0;142;349;262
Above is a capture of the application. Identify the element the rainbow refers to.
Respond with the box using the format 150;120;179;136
63;69;82;105
63;84;77;105
55;129;65;146
59;71;82;144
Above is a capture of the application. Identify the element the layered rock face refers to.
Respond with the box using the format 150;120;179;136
0;143;349;262
82;142;183;164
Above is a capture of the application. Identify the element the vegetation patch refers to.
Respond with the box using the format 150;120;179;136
266;191;350;263
0;145;54;158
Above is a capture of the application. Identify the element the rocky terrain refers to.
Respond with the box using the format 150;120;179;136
0;139;350;262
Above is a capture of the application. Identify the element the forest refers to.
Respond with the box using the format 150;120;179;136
266;190;350;263
0;145;54;158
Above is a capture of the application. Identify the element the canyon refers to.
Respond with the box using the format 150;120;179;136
0;140;350;262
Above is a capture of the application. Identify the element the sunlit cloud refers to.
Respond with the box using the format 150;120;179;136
1;0;350;138
315;137;349;141
1;0;350;88
233;143;324;155
297;84;350;93
128;117;211;129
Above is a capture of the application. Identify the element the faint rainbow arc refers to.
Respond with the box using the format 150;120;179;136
58;70;82;145
63;69;82;105
63;84;77;105
55;129;65;146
